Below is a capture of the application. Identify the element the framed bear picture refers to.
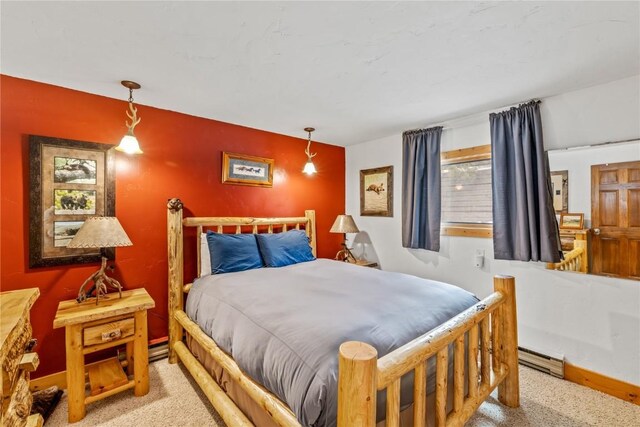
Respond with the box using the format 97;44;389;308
29;135;115;268
360;166;393;217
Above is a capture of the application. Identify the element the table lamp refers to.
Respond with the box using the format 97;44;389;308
67;217;132;304
330;215;360;262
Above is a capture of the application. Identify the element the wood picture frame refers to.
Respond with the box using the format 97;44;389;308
29;135;115;268
551;170;569;213
559;212;584;230
222;152;274;187
360;166;393;217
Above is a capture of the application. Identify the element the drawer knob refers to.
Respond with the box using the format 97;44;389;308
102;329;122;342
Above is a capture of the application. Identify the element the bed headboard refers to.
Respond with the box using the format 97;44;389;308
166;197;317;362
167;196;317;288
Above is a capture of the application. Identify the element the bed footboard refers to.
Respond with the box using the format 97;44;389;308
338;275;519;427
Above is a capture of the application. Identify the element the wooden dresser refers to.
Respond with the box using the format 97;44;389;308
1;288;43;427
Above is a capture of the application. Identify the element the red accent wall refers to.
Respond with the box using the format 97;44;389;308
0;75;345;377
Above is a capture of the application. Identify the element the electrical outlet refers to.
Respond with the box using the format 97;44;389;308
474;249;485;268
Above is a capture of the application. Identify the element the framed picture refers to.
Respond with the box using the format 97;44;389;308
559;212;584;230
550;170;568;213
29;135;115;268
222;152;274;187
360;166;393;217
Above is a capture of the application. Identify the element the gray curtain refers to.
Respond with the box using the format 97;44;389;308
490;101;562;263
402;127;442;251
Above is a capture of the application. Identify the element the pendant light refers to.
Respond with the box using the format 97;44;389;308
115;80;143;154
303;127;317;175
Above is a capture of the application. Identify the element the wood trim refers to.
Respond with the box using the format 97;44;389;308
441;145;493;236
564;363;639;405
442;224;493;238
441;144;491;165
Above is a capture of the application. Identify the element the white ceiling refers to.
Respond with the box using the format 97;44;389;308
1;1;638;146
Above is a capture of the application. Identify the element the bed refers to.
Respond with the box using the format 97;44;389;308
166;198;520;427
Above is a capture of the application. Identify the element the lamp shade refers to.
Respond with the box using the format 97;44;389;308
330;215;360;234
115;133;143;155
303;160;317;175
67;217;133;248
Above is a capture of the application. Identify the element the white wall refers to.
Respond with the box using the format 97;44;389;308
345;75;640;385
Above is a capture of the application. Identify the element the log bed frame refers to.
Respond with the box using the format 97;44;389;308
166;198;520;427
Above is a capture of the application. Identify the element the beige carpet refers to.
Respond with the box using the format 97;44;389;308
47;359;639;426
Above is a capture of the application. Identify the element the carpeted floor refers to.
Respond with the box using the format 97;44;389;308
46;359;639;426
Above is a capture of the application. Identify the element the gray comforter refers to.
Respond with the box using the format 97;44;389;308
186;259;478;427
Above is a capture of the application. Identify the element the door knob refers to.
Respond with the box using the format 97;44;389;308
593;228;601;235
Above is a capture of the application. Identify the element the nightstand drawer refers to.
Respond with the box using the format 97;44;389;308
83;317;134;347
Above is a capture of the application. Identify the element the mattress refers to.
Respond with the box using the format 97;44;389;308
185;259;478;427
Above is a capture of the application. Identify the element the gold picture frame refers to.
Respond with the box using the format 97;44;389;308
222;152;274;187
559;212;584;229
29;135;115;268
360;166;393;217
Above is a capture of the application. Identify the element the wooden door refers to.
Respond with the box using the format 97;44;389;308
591;161;640;280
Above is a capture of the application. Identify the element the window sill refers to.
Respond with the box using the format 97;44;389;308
441;224;493;238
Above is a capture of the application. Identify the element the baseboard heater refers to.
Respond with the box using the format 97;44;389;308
149;342;169;363
518;346;564;378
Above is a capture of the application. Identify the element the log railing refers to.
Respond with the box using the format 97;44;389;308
547;239;588;273
337;276;519;427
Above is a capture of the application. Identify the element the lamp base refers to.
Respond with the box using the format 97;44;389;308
335;242;357;263
76;256;123;304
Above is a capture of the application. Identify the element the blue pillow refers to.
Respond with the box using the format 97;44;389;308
206;231;263;274
255;230;316;268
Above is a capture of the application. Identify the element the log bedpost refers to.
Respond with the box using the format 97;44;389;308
337;341;377;427
575;239;588;273
167;198;184;364
494;275;519;407
305;210;317;258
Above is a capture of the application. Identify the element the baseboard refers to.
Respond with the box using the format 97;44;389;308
30;341;168;392
564;363;639;405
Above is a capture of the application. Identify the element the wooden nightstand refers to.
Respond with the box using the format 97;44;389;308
53;288;155;423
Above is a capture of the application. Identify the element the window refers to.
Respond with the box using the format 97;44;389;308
441;145;493;237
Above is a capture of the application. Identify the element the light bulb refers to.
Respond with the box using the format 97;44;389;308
303;160;317;175
115;134;143;154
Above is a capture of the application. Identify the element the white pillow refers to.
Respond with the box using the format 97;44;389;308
200;233;211;277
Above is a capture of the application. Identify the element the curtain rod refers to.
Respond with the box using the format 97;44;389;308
403;98;541;134
549;137;639;152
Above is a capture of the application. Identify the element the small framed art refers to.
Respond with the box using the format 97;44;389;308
550;170;568;213
559;212;584;230
360;166;393;217
222;152;274;187
29;135;115;268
